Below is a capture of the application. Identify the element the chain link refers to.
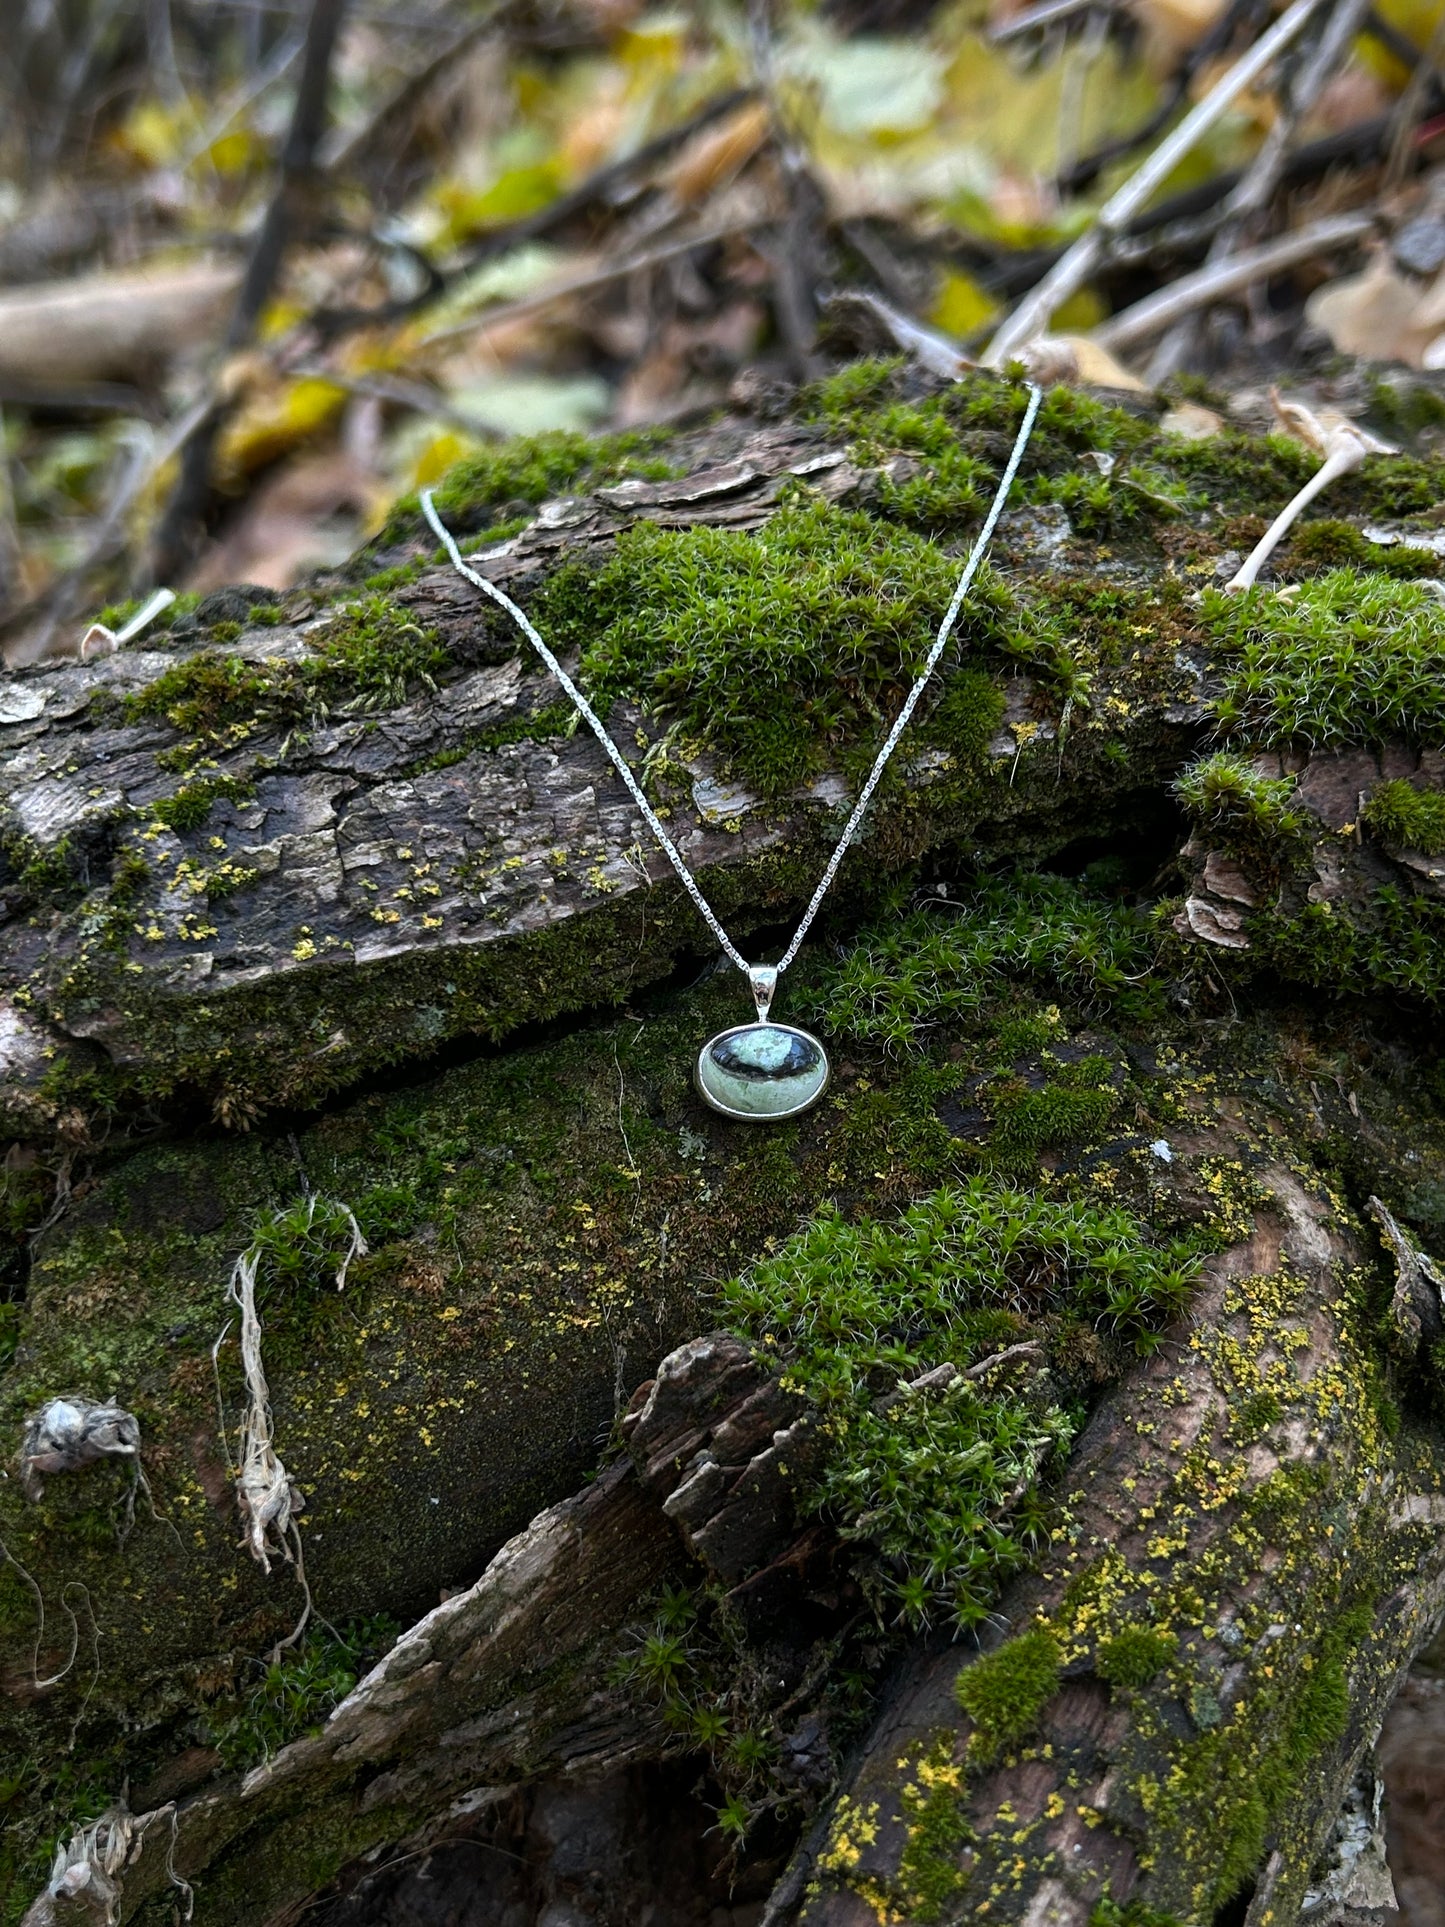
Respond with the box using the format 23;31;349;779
421;379;1043;992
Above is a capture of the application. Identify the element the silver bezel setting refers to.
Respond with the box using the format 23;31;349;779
694;1022;831;1122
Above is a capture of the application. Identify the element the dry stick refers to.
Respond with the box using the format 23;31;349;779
984;0;1325;366
321;7;504;175
149;0;350;585
1054;0;1266;195
417;218;764;348
1221;0;1374;227
1095;211;1376;350
989;0;1123;43
1144;0;1373;379
749;0;826;379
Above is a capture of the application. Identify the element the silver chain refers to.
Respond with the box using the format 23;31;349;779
421;379;1043;990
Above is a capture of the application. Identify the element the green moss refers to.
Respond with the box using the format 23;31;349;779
1252;889;1445;1007
1173;752;1309;862
4;831;80;902
146;773;255;832
803;362;1155;539
1362;777;1445;853
1089;1899;1184;1927
1206;570;1445;747
1161;429;1316;514
724;1182;1200;1627
954;1625;1060;1762
1286;518;1440;578
894;1739;975;1920
126;652;285;735
979;1054;1121;1175
303;594;448;713
535;494;1036;799
208;1615;397;1770
1095;1623;1177;1688
805;873;1165;1049
126;596;446;744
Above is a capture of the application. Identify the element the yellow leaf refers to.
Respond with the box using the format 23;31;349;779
411;430;474;490
216;376;347;484
204;127;265;177
930;269;999;339
111;97;199;169
436;162;564;243
1358;0;1439;87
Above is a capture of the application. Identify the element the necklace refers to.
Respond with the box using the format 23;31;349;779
421;381;1043;1123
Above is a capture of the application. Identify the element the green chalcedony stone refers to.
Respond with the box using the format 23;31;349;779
695;1023;829;1120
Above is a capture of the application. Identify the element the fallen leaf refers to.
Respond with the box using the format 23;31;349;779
1305;249;1445;368
667;101;771;205
1022;333;1150;391
1160;401;1224;439
448;372;613;436
931;268;1000;338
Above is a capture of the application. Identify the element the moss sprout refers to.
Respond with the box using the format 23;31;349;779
1095;1623;1178;1689
1173;752;1309;860
953;1625;1061;1762
209;1615;397;1770
1206;571;1445;747
1362;778;1445;854
1286;518;1440;578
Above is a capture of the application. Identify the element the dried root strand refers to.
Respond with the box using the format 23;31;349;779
220;1198;367;1600
29;1803;192;1927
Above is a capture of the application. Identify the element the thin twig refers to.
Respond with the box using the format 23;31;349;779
986;0;1324;365
1220;0;1374;230
417;218;763;348
1055;0;1265;193
989;0;1122;43
1094;211;1375;350
149;0;350;584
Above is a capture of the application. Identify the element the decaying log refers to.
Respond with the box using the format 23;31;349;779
3;361;1445;1927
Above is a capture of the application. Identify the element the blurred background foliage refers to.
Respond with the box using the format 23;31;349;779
0;0;1440;651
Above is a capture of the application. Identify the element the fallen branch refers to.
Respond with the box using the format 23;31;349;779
985;0;1325;366
1094;212;1375;351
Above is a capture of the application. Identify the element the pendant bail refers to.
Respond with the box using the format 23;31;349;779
748;964;778;1024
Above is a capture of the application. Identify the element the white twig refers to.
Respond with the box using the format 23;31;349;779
984;0;1325;365
1095;213;1375;350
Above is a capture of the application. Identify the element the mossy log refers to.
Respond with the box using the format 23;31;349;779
2;361;1445;1927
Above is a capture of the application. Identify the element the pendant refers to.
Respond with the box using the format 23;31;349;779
694;965;830;1122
